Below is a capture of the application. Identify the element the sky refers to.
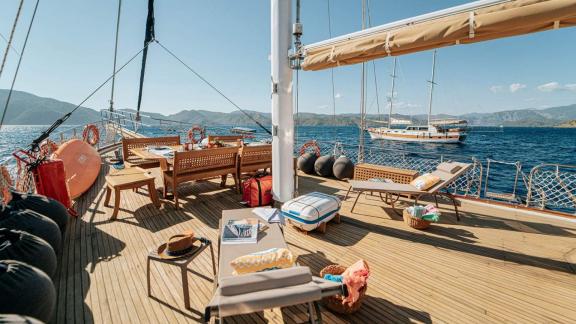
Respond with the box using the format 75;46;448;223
0;0;575;117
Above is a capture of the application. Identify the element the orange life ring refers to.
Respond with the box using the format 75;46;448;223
82;124;100;146
39;139;59;158
187;126;206;144
299;140;321;157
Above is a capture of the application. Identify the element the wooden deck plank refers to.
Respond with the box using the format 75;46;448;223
53;160;576;324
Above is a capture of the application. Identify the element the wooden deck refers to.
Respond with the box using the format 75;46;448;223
54;156;576;323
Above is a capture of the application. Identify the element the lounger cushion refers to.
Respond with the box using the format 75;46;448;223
229;247;295;275
436;162;462;174
410;173;441;191
220;266;312;296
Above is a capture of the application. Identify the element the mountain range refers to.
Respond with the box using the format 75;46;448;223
1;89;575;127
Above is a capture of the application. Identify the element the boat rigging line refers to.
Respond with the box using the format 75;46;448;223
154;40;272;135
366;0;382;122
0;0;25;80
0;0;40;131
0;32;20;57
326;0;337;126
358;0;367;163
108;0;122;112
28;42;151;151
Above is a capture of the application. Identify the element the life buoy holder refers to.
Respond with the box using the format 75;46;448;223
299;140;321;157
39;139;59;158
187;126;206;144
82;124;100;146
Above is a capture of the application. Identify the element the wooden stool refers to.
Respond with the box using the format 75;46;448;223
104;167;161;220
147;237;216;310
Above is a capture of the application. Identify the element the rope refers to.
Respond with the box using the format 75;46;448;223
154;40;272;135
0;32;20;57
109;0;122;112
0;0;39;131
0;0;25;80
29;42;151;151
326;0;336;127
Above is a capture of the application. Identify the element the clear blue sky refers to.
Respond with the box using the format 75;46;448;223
1;0;575;117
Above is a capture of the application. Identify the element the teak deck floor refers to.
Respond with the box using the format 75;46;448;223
55;157;576;323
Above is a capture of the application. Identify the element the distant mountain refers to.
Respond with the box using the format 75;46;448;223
0;89;100;125
557;120;576;128
1;89;575;127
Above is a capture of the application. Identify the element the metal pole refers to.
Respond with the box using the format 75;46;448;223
427;50;437;126
109;0;122;112
271;0;294;202
358;0;366;163
388;57;397;129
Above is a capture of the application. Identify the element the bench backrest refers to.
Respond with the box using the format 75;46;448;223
238;144;272;171
207;135;244;145
354;163;418;184
122;136;181;160
173;146;239;176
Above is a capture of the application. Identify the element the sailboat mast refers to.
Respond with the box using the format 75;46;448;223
388;57;397;129
358;0;367;163
427;50;437;126
109;0;122;112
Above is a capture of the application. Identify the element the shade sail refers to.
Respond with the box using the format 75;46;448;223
301;0;576;71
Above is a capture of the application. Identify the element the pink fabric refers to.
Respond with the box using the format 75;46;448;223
424;204;439;215
342;260;370;305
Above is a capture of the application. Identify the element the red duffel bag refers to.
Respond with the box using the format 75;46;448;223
242;174;273;207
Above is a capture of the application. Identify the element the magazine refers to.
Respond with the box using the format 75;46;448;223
221;219;259;244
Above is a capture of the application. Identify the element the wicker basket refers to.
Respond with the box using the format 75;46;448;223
319;264;367;314
402;209;431;229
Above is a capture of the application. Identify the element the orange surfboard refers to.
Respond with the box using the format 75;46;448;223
52;139;101;199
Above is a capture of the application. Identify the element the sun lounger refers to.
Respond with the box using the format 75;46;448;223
205;209;345;323
348;162;472;221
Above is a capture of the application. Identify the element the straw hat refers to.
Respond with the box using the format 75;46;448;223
157;231;199;259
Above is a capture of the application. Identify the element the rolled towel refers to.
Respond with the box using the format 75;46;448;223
436;162;462;174
323;274;343;283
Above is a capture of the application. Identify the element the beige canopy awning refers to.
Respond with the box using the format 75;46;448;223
301;0;576;71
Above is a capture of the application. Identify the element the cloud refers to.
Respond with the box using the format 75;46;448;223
490;85;504;93
395;101;421;109
537;82;576;92
334;93;342;99
316;104;328;110
509;83;526;93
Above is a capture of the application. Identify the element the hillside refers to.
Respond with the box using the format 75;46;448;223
1;89;575;127
0;90;100;125
557;120;576;128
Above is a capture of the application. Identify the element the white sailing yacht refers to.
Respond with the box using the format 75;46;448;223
367;51;468;143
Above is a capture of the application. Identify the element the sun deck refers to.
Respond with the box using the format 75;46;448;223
55;155;576;323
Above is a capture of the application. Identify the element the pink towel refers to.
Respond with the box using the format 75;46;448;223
342;260;370;305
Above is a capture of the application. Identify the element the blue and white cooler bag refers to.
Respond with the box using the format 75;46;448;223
281;192;341;232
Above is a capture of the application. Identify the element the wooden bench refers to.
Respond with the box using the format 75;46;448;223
105;167;161;220
236;144;272;186
162;146;239;209
122;136;181;169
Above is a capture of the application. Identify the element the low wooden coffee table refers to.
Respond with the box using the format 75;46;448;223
104;167;161;220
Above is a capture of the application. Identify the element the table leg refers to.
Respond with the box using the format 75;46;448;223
181;265;190;309
147;181;161;208
104;186;112;207
351;191;362;213
147;257;151;297
111;188;121;220
209;243;216;276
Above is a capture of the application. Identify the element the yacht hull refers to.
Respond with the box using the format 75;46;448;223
368;128;466;143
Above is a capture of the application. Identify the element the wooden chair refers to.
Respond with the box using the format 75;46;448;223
162;146;239;209
236;144;272;187
122;136;181;169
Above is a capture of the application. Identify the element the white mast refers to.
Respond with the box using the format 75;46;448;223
427;50;437;126
271;0;294;203
387;57;397;129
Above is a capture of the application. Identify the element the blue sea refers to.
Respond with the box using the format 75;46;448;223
1;124;575;207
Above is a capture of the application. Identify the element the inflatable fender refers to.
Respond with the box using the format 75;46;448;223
314;155;335;177
0;260;56;323
0;229;58;278
297;152;318;175
0;209;61;252
0;314;44;324
333;156;355;180
9;190;69;233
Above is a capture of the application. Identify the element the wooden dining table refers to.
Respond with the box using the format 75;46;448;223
129;145;182;171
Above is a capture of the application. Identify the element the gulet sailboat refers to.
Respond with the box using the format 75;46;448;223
367;51;469;143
